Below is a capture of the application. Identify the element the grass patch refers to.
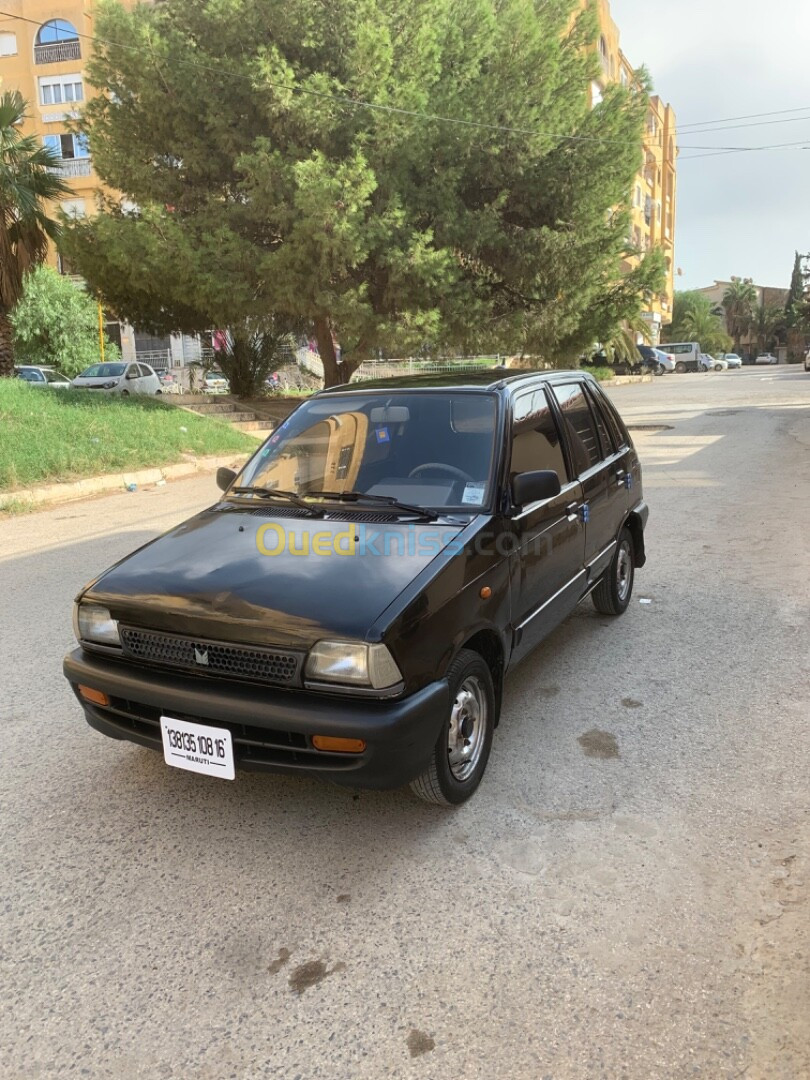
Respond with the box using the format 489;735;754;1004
0;381;257;491
585;366;615;382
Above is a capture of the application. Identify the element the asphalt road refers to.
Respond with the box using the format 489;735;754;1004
1;367;808;1080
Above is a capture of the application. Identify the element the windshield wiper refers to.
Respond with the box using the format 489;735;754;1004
230;486;323;517
305;490;438;521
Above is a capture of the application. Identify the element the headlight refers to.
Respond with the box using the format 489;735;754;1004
305;641;402;689
74;602;121;647
102;380;118;389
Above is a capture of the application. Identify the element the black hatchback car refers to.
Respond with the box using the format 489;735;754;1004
64;369;648;804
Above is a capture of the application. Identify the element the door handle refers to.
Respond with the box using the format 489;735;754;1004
566;502;590;524
566;502;579;521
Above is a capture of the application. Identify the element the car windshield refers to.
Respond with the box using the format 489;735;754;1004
237;391;499;512
44;369;69;382
78;363;126;378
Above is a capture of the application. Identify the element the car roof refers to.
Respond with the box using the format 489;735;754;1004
316;367;596;396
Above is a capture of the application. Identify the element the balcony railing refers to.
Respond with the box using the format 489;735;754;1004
34;40;81;64
48;157;93;178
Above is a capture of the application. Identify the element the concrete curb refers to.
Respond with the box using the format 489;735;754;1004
0;452;250;512
600;375;653;386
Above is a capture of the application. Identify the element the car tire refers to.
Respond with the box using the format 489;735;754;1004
714;364;723;372
155;388;162;395
675;361;686;374
120;389;130;397
655;363;665;376
410;649;495;806
592;527;635;616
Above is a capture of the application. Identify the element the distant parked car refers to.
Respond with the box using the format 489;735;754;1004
659;341;701;373
14;365;72;388
203;370;229;394
804;349;810;372
699;354;728;372
636;346;675;376
718;353;742;369
72;362;163;395
755;353;778;365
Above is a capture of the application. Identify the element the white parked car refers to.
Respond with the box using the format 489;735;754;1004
72;361;163;395
719;353;743;368
804;349;810;372
755;353;778;365
15;365;72;388
699;354;728;372
203;370;229;394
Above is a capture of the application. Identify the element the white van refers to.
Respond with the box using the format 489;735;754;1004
658;341;700;374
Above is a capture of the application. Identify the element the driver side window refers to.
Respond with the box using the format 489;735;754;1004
510;389;567;483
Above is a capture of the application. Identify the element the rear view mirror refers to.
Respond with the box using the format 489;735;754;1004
512;470;561;507
216;466;237;492
369;406;410;423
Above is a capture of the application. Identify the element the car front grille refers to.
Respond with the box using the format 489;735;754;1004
97;697;357;771
119;627;304;687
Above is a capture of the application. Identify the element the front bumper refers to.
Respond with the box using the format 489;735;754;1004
63;648;449;789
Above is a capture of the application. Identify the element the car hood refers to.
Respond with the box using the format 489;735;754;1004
84;507;466;648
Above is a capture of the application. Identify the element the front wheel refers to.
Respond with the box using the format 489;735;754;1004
410;649;495;806
592;527;635;616
714;364;723;372
675;361;686;374
120;389;130;397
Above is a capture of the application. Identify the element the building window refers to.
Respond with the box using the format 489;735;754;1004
39;74;83;106
620;68;628;87
0;32;17;55
590;81;603;107
644;195;652;225
44;133;90;160
656;201;662;222
34;20;80;64
633;184;641;208
60;198;86;218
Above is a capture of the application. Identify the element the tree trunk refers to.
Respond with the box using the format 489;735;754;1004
0;311;15;377
313;315;360;388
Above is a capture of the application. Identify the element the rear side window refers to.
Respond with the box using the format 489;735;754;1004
138;364;153;377
551;383;601;474
592;386;629;449
584;385;617;457
510;389;567;481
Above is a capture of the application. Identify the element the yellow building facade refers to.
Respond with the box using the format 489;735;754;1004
0;0;104;253
588;0;677;345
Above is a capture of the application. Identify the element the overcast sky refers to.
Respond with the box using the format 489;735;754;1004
610;0;810;290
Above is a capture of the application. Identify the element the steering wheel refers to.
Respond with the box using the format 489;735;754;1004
408;463;474;482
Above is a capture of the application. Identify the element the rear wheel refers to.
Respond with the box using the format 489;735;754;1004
655;363;665;376
410;649;495;806
592;527;635;616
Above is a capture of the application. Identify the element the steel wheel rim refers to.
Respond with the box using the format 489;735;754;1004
447;676;487;781
616;541;632;602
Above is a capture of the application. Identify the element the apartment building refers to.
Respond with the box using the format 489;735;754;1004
588;0;677;346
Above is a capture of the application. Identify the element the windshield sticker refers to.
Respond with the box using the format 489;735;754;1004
375;427;390;444
461;482;486;505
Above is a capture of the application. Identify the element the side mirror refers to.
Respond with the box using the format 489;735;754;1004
216;466;237;492
512;470;561;508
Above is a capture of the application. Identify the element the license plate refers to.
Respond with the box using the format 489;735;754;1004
160;716;235;780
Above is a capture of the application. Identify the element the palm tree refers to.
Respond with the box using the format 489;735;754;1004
722;279;757;355
753;303;786;356
1;91;70;376
680;304;731;356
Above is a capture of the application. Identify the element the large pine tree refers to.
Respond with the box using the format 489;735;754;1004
64;0;663;386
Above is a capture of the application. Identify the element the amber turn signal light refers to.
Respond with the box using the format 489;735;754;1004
312;735;366;754
78;685;110;707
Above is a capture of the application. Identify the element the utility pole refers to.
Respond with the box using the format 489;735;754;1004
98;303;105;363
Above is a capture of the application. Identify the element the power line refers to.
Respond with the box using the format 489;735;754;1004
1;7;807;155
679;138;810;161
678;104;810;130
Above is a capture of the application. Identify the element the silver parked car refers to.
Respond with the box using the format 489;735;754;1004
72;362;163;396
15;365;72;388
718;353;742;368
